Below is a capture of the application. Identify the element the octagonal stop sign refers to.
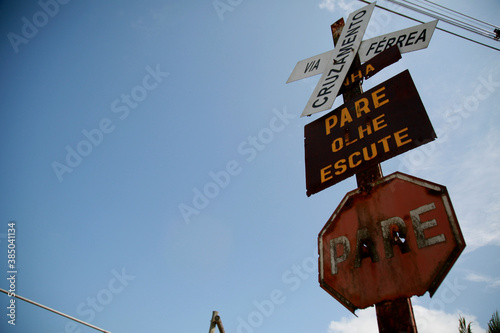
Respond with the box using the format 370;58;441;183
318;172;465;313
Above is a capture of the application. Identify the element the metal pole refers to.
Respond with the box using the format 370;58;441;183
331;18;417;333
376;298;418;332
208;311;218;333
215;314;226;333
208;311;226;333
0;288;111;332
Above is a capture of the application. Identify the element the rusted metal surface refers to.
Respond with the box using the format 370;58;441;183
304;70;436;196
376;298;417;332
318;172;466;313
331;19;385;191
330;18;345;44
338;45;402;95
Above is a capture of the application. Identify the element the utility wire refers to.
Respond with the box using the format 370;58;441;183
397;0;500;40
421;0;499;30
0;288;111;333
400;0;495;38
417;0;490;31
386;0;497;40
357;0;500;52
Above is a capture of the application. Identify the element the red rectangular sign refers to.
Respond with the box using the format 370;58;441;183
305;70;436;196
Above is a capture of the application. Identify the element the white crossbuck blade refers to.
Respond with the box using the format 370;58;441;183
298;2;376;117
288;19;438;117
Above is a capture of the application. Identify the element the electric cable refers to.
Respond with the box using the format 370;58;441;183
400;0;495;38
421;0;499;31
386;0;496;40
0;288;111;333
356;0;500;52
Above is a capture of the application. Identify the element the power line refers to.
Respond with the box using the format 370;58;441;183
401;0;495;38
421;0;499;30
0;288;111;333
386;0;498;40
356;0;500;52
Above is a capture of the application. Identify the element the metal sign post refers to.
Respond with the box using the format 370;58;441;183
287;4;465;332
329;18;418;333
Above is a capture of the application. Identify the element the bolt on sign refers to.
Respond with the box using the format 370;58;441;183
318;172;466;313
304;70;436;196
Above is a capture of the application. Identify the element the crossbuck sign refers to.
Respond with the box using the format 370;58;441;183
300;2;376;117
287;2;437;117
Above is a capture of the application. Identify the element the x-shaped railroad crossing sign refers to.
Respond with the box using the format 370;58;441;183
287;1;437;117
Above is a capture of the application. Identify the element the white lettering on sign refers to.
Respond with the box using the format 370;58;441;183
330;236;350;275
287;21;437;84
301;2;376;117
381;217;408;259
329;202;446;275
411;202;446;248
358;20;438;62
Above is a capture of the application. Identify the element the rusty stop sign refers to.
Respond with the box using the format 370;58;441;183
318;172;465;313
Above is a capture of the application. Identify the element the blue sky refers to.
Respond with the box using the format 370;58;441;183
0;0;499;332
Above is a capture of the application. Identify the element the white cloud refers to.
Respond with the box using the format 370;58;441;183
465;271;500;289
466;272;491;283
414;306;486;333
450;127;500;252
318;0;359;15
327;305;486;333
318;0;336;12
328;307;377;333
